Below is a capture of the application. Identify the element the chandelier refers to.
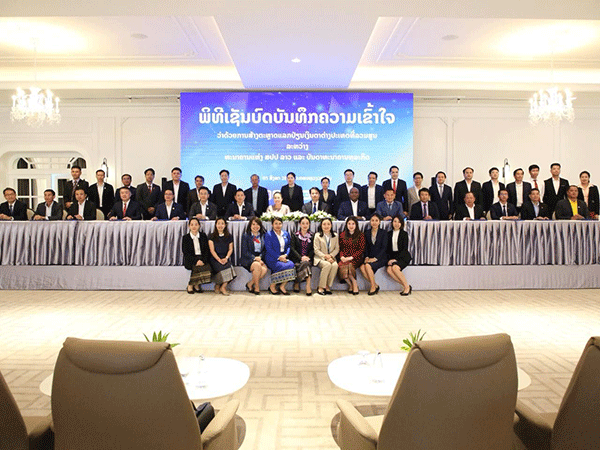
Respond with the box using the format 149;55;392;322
528;50;575;126
10;40;61;127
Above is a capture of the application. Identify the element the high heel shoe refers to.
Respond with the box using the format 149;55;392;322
269;286;280;295
368;286;380;296
279;286;291;296
187;287;195;295
352;290;359;295
400;285;412;296
317;289;326;296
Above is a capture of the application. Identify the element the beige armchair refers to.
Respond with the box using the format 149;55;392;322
336;333;518;450
0;369;54;450
51;338;240;450
514;336;600;450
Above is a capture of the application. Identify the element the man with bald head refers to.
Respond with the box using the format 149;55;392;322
337;187;369;221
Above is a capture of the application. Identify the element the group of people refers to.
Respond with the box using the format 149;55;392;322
182;214;412;296
1;162;596;224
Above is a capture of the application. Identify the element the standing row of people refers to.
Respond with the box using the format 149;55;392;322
182;216;413;296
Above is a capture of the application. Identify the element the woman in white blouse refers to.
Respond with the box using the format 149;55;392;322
266;191;291;215
313;218;339;295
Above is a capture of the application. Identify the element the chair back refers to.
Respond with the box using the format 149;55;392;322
51;338;201;450
552;336;600;450
0;369;28;450
378;333;518;450
26;208;35;220
95;209;105;220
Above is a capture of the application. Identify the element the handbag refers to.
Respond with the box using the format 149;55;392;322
191;401;215;432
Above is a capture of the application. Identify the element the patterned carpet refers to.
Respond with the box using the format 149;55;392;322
1;288;597;449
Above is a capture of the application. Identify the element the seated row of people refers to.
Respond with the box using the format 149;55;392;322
182;215;413;297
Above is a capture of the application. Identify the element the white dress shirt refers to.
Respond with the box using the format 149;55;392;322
96;183;104;207
165;202;173;218
350;200;359;216
78;200;86;217
466;181;472;192
190;232;201;255
491;181;500;204
515;182;524;207
172;182;180;201
45;203;53;219
222;183;228;197
392;229;400;252
367;186;376;208
552;178;560;195
199;201;208;217
466;205;475;220
276;232;285;252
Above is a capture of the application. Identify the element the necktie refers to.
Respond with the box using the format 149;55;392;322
534;180;538;189
502;205;507;216
388;203;392;212
439;185;443;198
423;203;428;218
9;204;13;215
71;181;77;197
313;203;317;213
123;203;127;218
148;185;152;193
393;180;397;193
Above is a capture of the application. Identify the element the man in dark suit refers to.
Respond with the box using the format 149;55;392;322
114;174;136;203
319;177;337;215
337;187;369;221
555;185;589;220
382;165;408;213
336;169;362;206
62;165;89;210
152;189;186;220
244;174;269;217
453;192;486;221
280;172;304;212
163;167;190;208
301;187;330;214
212;169;237;217
189;187;217;221
87;169;114;218
0;187;28;221
489;189;519;220
454;167;482;207
360;171;384;217
429;171;453;220
409;188;440;220
187;175;210;214
506;168;532;214
543;163;569;215
521;188;550;220
109;187;143;220
136;168;162;220
225;189;255;220
66;188;97;220
481;167;505;213
33;189;62;221
375;188;404;220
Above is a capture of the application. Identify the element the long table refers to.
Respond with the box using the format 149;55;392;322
1;219;599;266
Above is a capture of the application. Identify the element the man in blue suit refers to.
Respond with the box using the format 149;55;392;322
360;171;384;217
152;189;186;220
375;189;404;220
337;187;369;221
429;171;453;220
489;189;519;220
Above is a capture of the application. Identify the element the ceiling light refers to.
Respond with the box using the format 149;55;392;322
10;39;60;127
441;34;459;41
130;33;148;40
291;58;301;63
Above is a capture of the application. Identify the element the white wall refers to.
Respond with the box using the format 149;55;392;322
1;100;599;190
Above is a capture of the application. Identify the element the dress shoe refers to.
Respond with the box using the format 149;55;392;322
187;288;195;295
324;290;333;295
400;285;412;296
317;289;326;296
368;286;380;296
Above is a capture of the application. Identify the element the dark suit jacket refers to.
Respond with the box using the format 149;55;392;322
301;201;329;215
481;181;505;212
336;182;362;205
0;200;28;221
154;202;186;220
429;184;453;220
289;232;315;264
555;199;589;220
63;179;89;208
239;233;266;269
364;228;388;263
34;201;62;220
453;203;485;221
87;182;114;217
543;178;569;212
578;185;599;216
225;202;255;219
109;200;144;220
409;201;440;220
337;200;369;221
212;183;237;217
490;202;518;220
163;180;190;207
386;229;411;268
382;178;408;211
67;200;97;220
280;184;304;212
189;201;218;221
454;180;482;206
506;182;532;210
181;232;210;270
359;184;384;210
319;189;337;215
375;200;403;218
135;183;162;219
244;186;269;217
521;202;551;220
114;186;136;203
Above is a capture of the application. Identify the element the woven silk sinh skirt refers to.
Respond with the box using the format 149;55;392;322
294;260;312;282
213;266;237;284
189;264;212;286
337;262;356;280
